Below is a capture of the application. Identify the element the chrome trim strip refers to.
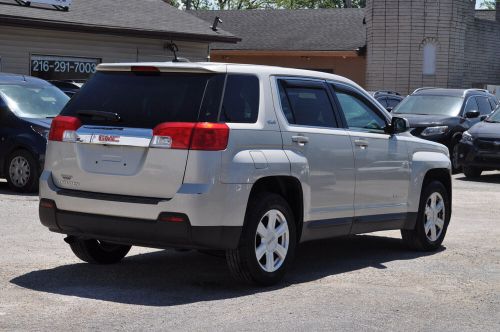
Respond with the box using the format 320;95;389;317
75;126;153;147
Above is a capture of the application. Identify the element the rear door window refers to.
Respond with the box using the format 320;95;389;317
61;71;224;128
278;80;338;128
219;75;259;123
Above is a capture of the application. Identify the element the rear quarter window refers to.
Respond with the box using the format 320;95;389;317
219;75;259;123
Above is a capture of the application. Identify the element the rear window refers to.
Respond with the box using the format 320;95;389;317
61;71;225;128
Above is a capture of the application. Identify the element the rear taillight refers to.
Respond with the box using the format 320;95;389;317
48;116;81;142
151;122;196;149
191;122;230;151
151;122;229;151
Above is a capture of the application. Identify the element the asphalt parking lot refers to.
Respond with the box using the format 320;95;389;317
0;173;499;331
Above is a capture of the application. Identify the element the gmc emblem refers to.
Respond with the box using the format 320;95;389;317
98;135;120;143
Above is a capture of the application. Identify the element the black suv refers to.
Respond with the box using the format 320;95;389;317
456;105;500;178
392;88;499;170
0;73;69;192
370;90;404;112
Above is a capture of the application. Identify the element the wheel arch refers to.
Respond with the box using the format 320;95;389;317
248;176;304;242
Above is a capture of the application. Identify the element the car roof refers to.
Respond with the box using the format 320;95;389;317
0;73;51;86
412;87;490;97
97;61;361;88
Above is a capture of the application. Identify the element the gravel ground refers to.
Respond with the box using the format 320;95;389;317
0;173;499;331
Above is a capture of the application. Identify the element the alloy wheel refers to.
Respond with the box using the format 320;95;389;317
424;192;445;242
255;209;290;273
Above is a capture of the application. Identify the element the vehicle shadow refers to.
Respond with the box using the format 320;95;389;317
11;235;444;307
455;172;500;184
0;181;38;196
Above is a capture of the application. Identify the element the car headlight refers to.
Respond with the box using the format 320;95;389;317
421;126;449;136
462;131;474;142
31;125;49;140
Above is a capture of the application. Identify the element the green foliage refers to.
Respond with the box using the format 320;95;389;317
480;0;497;10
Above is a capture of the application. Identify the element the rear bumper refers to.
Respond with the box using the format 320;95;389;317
456;142;500;170
40;199;242;250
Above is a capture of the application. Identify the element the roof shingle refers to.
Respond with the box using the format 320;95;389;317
0;0;238;43
191;9;366;51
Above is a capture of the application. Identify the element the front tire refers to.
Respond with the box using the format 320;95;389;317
226;193;297;286
6;150;39;193
68;238;131;264
401;181;451;251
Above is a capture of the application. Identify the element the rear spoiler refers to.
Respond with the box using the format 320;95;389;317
97;62;225;74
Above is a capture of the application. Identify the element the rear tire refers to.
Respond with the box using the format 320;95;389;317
68;238;131;264
226;192;297;286
6;150;39;193
463;166;482;178
401;181;451;251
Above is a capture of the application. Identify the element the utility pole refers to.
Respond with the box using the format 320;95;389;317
344;0;352;7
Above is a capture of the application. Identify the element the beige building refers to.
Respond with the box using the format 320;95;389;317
195;1;499;95
193;9;368;87
365;0;500;94
0;0;238;80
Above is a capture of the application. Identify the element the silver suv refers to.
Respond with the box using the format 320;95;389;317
39;63;452;285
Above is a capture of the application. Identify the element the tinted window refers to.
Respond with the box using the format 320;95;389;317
387;98;401;108
464;97;479;114
489;97;499;108
476;96;493;115
62;72;224;128
278;81;337;128
335;90;386;133
219;75;259;123
377;97;388;107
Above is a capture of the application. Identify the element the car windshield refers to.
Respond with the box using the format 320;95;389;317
393;95;463;116
0;84;69;118
486;106;500;123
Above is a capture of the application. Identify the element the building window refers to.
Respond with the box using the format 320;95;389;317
422;42;437;76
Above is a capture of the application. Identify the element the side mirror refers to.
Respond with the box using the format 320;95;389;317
465;110;480;119
387;116;409;135
480;115;488;121
386;106;394;112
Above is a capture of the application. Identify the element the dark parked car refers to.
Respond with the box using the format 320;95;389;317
392;88;499;170
370;90;405;112
49;80;84;97
456;106;500;178
0;73;69;192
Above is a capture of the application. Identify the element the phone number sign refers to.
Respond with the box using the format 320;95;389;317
30;55;101;80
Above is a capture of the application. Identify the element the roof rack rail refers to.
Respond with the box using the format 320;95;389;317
412;87;437;94
464;88;488;94
374;90;401;96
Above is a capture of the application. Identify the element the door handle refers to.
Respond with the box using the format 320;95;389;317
292;135;309;145
354;139;369;148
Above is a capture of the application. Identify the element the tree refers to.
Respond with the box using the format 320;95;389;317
480;0;497;10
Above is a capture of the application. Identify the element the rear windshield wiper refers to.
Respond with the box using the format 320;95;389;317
76;110;121;122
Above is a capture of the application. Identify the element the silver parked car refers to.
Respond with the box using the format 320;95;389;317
39;63;452;285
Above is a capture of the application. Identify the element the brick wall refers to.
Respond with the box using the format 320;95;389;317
366;0;500;95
